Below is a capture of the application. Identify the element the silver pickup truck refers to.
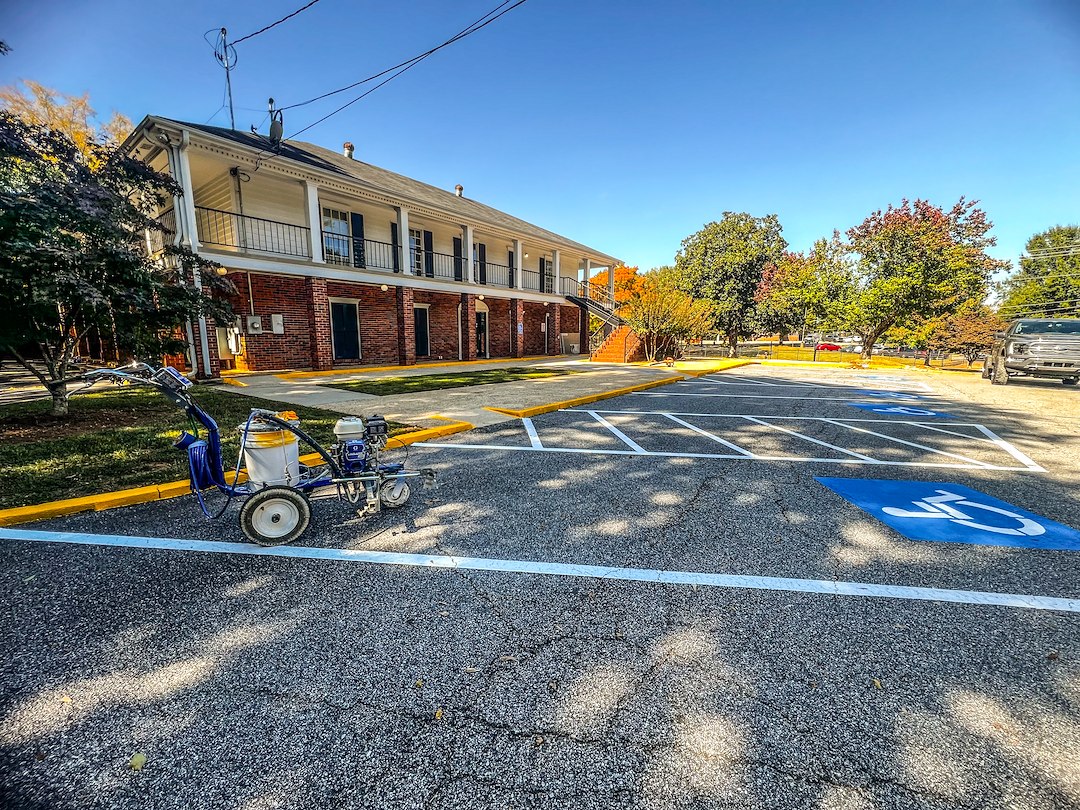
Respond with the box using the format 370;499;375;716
983;318;1080;386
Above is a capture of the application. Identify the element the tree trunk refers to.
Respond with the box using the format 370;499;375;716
727;330;739;358
50;385;70;417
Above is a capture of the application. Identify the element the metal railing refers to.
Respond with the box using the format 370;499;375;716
579;280;616;310
323;234;397;271
521;269;541;291
482;261;512;288
146;208;176;254
560;276;579;296
197;206;310;259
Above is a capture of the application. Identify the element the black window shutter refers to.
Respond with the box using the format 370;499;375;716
350;212;365;268
508;250;515;288
478;243;487;285
453;237;463;281
390;222;400;272
423;230;434;277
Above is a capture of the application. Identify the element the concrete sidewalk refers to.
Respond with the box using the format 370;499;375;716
221;358;682;427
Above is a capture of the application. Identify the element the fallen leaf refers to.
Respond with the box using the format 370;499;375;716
463;667;479;674
534;735;545;746
129;753;147;771
439;611;449;617
1047;651;1060;661
60;695;72;705
22;575;36;584
414;679;424;689
434;707;444;721
872;678;883;690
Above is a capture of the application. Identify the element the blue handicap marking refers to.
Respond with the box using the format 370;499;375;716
855;390;925;401
815;477;1080;551
846;403;955;418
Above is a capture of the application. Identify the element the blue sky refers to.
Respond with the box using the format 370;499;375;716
2;0;1078;275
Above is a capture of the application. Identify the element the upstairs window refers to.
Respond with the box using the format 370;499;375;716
322;207;350;265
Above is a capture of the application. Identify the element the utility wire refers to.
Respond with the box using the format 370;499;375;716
231;0;324;46
284;0;528;138
281;0;520;111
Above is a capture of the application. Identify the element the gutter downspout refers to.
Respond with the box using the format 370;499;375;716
176;129;213;377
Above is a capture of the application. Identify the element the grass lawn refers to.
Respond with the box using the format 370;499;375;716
326;366;580;396
0;385;412;510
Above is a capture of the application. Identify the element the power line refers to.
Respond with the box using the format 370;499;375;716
281;0;519;112
230;0;323;46
284;0;528;139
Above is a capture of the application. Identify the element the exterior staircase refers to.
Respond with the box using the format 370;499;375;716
590;324;645;363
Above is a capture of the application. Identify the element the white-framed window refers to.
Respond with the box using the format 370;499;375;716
322;207;350;265
409;228;423;274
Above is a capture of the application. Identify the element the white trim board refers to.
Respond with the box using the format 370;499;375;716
2;528;1076;614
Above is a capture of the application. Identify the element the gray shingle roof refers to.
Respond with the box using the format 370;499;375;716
154;117;619;263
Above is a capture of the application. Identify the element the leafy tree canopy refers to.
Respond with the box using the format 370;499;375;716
0;80;132;155
590;264;642;306
838;198;1005;359
620;268;714;362
997;224;1080;321
675;212;787;356
0;111;232;416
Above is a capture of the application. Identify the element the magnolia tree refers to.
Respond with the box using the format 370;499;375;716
675;213;787;356
838;199;1006;360
621;269;714;362
0;112;232;416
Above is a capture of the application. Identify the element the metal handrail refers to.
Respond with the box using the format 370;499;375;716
197;206;311;259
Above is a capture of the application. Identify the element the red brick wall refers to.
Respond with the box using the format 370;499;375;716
414;290;462;361
325;280;400;365
486;297;513;358
522;302;549;356
308;278;332;370
229;272;313;371
561;305;580;334
460;294;477;361
509;299;525;357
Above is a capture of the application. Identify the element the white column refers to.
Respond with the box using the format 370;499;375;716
304;180;324;263
397;207;410;274
174;138;211;375
514;239;525;291
607;262;615;303
584;259;592;297
464;224;475;283
553;249;561;295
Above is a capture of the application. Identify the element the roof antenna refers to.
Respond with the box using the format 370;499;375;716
215;28;237;130
268;97;283;147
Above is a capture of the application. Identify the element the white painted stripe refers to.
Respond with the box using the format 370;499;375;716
972;423;1045;472
740;415;882;462
632;391;940;402
586;410;647;453
821;418;996;469
661;413;755;456
580;409;976;425
3;528;1076;614
695;376;932;393
418;442;1037;471
522;417;544;449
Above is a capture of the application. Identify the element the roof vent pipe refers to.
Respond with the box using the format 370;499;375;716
455;184;463;197
343;141;355;159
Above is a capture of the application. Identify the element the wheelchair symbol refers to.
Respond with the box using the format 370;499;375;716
872;406;937;416
881;490;1045;537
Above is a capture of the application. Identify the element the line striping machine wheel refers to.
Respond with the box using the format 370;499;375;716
379;479;412;509
240;486;311;546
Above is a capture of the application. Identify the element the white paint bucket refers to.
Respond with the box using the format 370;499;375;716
240;419;300;489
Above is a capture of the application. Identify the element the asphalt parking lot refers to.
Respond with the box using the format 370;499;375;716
3;365;1080;809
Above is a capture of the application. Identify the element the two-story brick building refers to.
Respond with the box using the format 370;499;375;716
126;116;621;376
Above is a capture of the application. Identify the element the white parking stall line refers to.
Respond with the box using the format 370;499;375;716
521;417;544;449
697;375;933;393
973;424;1044;472
820;418;996;469
586;410;647;453
697;375;782;386
661;413;756;456
913;423;1003;445
5;528;1077;614
740;415;883;463
632;391;937;403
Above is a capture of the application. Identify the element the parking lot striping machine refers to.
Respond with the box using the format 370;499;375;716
81;363;435;546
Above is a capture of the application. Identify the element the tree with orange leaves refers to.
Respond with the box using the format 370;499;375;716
590;265;642;305
0;80;131;155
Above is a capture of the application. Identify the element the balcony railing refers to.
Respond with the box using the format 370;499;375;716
521;269;541;291
197;206;311;259
146;208;176;255
323;232;397;271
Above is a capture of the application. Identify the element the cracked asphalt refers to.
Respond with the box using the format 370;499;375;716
2;365;1080;809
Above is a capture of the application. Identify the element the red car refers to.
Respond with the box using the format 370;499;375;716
816;342;842;351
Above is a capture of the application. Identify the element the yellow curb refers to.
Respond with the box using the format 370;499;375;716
0;422;473;527
277;356;556;380
221;377;249;387
677;360;756;377
484;376;683;419
758;359;850;368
